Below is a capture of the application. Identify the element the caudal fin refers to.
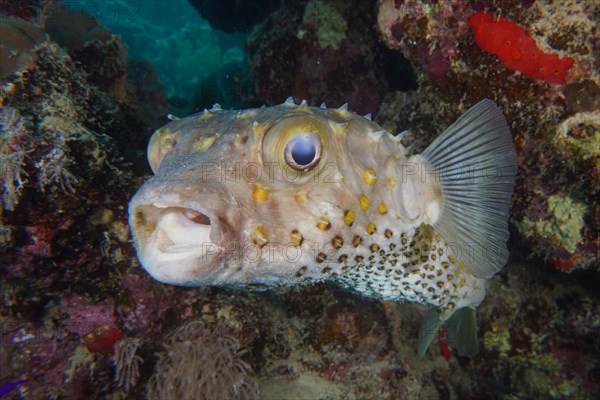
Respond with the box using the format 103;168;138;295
421;99;517;278
445;307;479;357
417;307;479;358
417;308;441;359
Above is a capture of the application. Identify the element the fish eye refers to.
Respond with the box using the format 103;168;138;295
283;132;322;172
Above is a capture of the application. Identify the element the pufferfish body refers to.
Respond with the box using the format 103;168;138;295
129;98;517;357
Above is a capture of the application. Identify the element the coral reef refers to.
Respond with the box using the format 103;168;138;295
113;337;143;392
1;0;599;398
146;320;259;400
376;0;599;270
247;0;416;115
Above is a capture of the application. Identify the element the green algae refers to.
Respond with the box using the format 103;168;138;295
301;0;347;50
482;324;511;355
519;194;587;253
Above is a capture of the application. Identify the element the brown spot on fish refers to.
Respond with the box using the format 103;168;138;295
352;235;362;247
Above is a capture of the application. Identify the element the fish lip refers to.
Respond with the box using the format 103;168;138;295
128;195;226;285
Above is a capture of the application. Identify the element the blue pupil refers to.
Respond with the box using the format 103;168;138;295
290;135;317;166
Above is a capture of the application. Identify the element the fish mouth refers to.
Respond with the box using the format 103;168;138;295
129;200;223;285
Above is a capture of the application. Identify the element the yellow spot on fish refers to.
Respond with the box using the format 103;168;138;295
296;101;310;112
352;235;362;247
234;134;249;146
435;234;441;242
251;226;269;248
197;111;214;121
317;216;331;231
363;168;377;186
344;210;355;226
459;261;465;270
253;184;269;204
448;255;457;263
253;121;266;142
236;110;258;119
367;222;376;235
332;236;343;250
339;176;345;184
295;191;308;205
459;278;466;287
360;195;370;211
333;108;350;118
396;214;401;220
195;134;220;152
290;230;303;246
334;122;348;135
389;177;397;187
378;203;388;215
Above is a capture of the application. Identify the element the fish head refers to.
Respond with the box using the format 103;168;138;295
128;102;428;287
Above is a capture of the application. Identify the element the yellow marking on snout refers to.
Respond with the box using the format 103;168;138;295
295;191;308;205
253;184;269;204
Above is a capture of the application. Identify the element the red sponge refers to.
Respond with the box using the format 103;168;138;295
468;12;574;84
